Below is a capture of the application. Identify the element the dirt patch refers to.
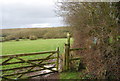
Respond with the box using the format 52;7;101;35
28;72;59;81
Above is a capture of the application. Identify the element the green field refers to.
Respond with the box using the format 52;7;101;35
1;38;81;79
1;38;69;70
0;38;89;79
1;38;70;55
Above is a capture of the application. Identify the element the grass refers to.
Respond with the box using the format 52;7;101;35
1;38;90;80
0;38;74;79
0;38;90;79
60;71;92;79
1;38;70;55
1;38;70;66
60;71;82;79
1;38;71;67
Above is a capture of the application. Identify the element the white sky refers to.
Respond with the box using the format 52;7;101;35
0;0;64;29
0;0;119;29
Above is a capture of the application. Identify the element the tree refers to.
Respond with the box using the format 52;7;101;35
57;1;120;79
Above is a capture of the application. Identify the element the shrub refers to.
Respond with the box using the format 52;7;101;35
43;32;54;39
22;37;27;39
15;38;20;41
4;35;16;41
0;37;5;42
1;27;71;41
29;35;38;40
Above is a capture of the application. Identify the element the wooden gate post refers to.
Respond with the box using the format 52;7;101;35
63;33;70;71
56;47;59;71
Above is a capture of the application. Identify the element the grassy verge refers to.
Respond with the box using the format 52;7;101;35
60;71;92;79
60;71;82;79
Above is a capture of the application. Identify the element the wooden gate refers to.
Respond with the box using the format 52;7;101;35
0;48;59;80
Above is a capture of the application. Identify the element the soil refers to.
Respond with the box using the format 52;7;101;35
28;72;59;81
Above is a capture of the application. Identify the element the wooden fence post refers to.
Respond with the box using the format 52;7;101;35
63;33;70;71
56;47;59;71
67;33;70;46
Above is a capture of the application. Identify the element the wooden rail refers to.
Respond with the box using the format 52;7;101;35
0;48;60;80
0;51;57;58
0;57;57;66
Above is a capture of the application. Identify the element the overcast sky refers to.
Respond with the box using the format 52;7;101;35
0;0;119;29
0;0;65;29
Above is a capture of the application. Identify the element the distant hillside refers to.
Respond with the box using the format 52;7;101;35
0;27;72;41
